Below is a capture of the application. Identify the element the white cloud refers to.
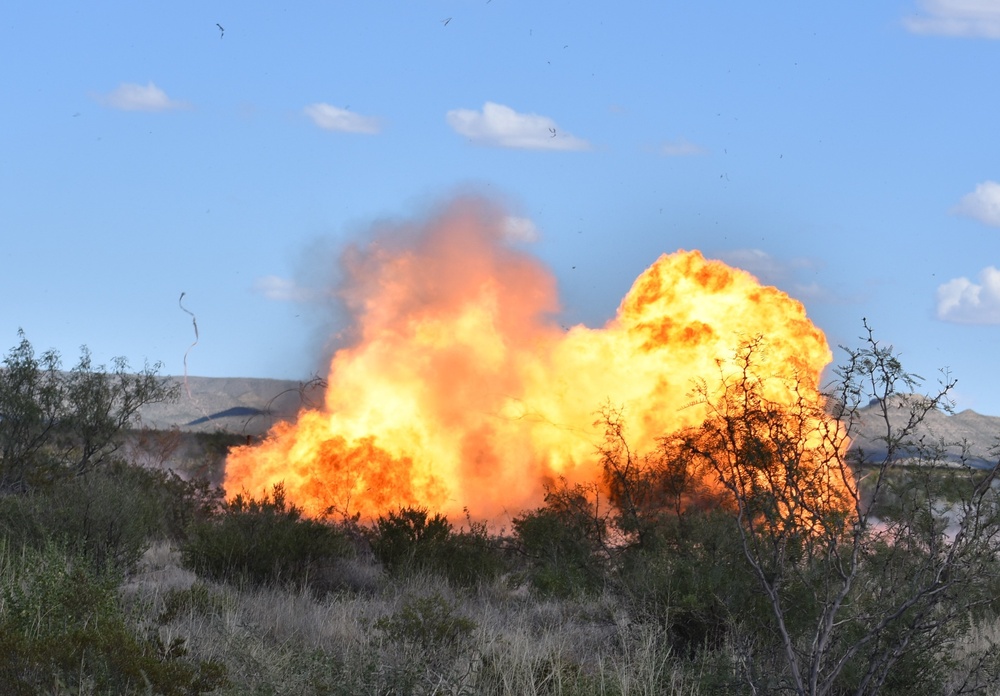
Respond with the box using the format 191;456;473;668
253;275;316;302
304;103;381;134
502;216;539;243
936;266;1000;323
903;0;1000;38
952;181;1000;226
659;138;706;156
100;82;187;111
446;102;590;151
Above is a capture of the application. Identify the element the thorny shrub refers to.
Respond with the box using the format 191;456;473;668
370;506;507;587
181;482;353;591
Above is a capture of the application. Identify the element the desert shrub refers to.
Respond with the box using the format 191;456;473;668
600;406;727;556
370;507;452;571
180;483;353;590
0;459;218;576
376;592;477;650
614;508;768;660
0;461;191;574
374;592;478;694
596;408;769;657
511;483;609;597
157;582;230;624
181;430;248;485
0;541;226;695
597;328;1000;694
438;517;508;587
111;461;222;543
369;506;506;587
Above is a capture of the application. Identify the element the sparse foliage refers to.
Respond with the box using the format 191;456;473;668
669;326;1000;695
0;331;177;491
600;404;726;554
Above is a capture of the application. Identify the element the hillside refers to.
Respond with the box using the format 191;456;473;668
847;394;999;468
138;375;326;436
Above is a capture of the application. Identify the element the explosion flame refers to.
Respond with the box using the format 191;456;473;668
225;197;837;520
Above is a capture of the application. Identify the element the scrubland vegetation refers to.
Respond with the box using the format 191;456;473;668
2;326;1000;695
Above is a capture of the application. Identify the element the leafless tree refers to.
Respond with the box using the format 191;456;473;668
681;324;1000;695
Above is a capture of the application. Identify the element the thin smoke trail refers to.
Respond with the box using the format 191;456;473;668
178;292;199;400
178;292;214;425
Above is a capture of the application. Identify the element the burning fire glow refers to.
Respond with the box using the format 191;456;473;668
225;198;838;520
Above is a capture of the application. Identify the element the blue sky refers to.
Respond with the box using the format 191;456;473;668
3;1;1000;415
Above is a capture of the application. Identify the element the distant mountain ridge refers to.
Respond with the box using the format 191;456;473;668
139;376;325;436
847;394;999;468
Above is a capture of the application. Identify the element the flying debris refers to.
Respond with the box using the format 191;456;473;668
216;23;224;38
178;293;213;423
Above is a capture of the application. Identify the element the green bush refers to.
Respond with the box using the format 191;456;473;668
180;483;353;590
116;462;223;544
370;507;452;571
0;460;217;576
511;484;609;597
0;541;226;695
375;592;477;650
369;506;506;587
373;592;478;694
157;582;230;625
438;517;508;587
614;509;765;659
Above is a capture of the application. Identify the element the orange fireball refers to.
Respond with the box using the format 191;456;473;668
225;197;840;521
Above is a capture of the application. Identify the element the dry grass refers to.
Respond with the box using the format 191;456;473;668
121;542;721;695
3;537;990;694
116;542;1000;695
